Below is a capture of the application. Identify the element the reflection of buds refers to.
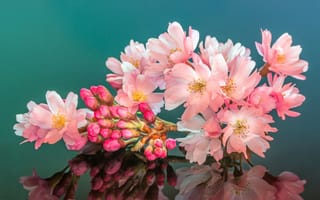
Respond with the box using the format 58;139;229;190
91;176;104;191
166;165;177;186
69;160;88;176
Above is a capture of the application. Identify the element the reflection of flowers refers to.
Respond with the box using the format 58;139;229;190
20;170;59;200
20;150;177;200
175;164;305;200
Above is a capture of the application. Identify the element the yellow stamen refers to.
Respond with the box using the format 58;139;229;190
221;79;236;96
169;48;182;54
232;120;249;136
188;79;207;94
132;91;146;102
130;58;140;68
52;114;66;130
276;54;286;63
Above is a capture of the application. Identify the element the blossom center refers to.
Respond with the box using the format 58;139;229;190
132;91;147;102
52;113;66;130
276;54;286;63
130;58;140;68
221;79;236;96
232;120;249;136
170;48;182;54
188;79;207;94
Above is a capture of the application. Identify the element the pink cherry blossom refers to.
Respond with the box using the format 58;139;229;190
248;85;276;114
147;21;199;67
274;171;306;200
268;74;305;120
208;54;261;111
222;166;277;200
219;106;277;158
115;73;163;114
14;91;88;150
255;29;308;79
177;115;223;164
199;36;250;66
164;55;213;120
105;40;151;89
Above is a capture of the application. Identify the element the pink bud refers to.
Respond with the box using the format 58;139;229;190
117;106;135;119
109;105;120;118
154;147;167;159
138;102;150;113
98;105;111;118
116;120;136;129
100;128;112;138
143;110;156;123
94;110;103;119
111;130;121;139
121;129;140;139
98;119;114;128
83;96;99;110
87;123;100;137
90;85;114;105
165;138;176;150
103;139;122;152
80;88;93;99
154;139;163;148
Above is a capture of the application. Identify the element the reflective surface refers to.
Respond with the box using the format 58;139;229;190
1;0;320;199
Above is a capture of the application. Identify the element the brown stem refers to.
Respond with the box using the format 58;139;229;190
259;63;270;76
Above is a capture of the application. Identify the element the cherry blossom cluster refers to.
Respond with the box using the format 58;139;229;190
14;21;308;199
105;21;307;164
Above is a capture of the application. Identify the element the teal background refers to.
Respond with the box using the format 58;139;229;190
1;0;319;199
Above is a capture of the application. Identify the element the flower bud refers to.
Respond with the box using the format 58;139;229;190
111;130;121;139
103;139;122;152
121;129;140;139
143;110;156;123
83;96;99;110
100;128;112;138
98;119;114;128
87;123;100;137
80;88;93;99
165;138;176;150
90;85;114;106
138;102;150;113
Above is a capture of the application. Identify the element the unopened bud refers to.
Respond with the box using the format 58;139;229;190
90;85;114;106
100;128;112;138
103;139;122;152
121;129;140;139
83;96;99;110
165;138;176;150
87;123;100;137
98;119;114;128
143;110;156;123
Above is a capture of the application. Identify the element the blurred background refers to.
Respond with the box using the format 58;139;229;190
1;0;319;199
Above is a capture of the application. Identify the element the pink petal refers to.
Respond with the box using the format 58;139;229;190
46;91;65;114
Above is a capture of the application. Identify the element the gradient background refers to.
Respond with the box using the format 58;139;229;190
1;0;319;199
